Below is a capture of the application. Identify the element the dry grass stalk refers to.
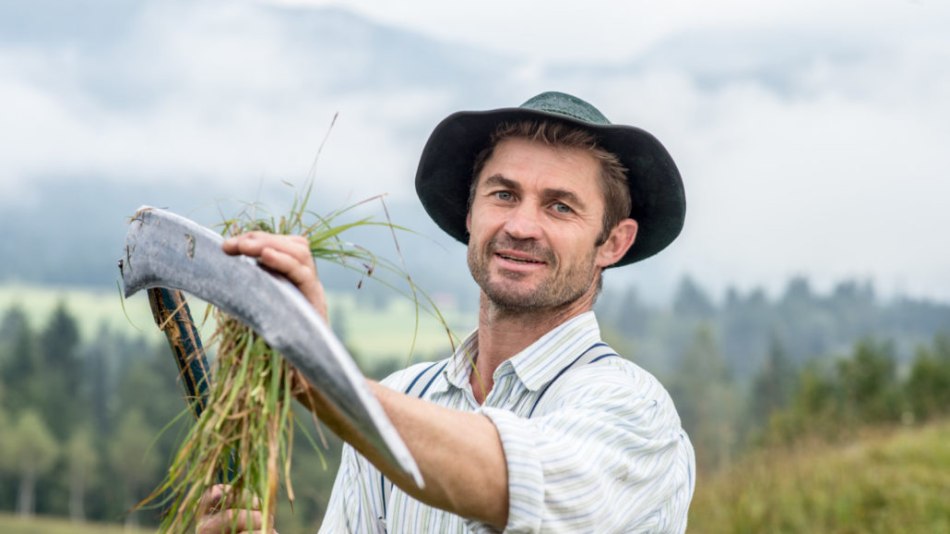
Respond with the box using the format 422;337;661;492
136;184;456;532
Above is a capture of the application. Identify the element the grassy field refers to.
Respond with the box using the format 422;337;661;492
0;283;164;344
329;291;471;362
690;420;950;533
0;283;473;365
0;513;153;534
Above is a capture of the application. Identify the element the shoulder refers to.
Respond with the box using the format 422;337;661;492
540;350;683;432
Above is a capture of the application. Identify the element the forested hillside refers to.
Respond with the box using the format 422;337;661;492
1;276;948;530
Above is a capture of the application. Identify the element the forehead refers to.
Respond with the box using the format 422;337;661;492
477;137;602;194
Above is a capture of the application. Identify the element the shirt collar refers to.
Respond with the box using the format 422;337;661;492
443;330;479;392
442;311;603;393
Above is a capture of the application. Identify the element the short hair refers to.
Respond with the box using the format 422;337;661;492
468;121;631;245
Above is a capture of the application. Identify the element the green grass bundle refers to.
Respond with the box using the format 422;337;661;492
141;187;451;532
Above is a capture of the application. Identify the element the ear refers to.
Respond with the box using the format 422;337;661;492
595;218;638;268
465;210;472;233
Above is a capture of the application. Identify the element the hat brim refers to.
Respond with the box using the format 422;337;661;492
415;107;685;267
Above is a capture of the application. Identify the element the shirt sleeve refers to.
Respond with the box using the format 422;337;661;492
469;363;695;533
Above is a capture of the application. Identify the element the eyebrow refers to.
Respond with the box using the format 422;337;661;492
482;174;519;191
481;174;588;211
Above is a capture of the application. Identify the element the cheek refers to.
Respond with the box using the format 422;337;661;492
468;207;503;237
562;234;601;265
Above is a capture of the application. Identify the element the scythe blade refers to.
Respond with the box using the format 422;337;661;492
119;205;423;487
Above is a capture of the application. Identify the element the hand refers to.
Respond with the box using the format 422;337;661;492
195;484;275;534
222;231;329;422
222;231;328;322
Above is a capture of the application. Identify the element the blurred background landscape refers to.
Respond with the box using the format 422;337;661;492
1;0;948;532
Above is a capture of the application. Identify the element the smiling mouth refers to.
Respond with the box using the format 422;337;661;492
496;253;545;265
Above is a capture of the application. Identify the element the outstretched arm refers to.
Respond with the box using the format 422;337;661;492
218;232;510;528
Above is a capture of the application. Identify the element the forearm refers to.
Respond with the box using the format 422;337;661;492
221;235;510;526
371;382;508;525
299;380;509;528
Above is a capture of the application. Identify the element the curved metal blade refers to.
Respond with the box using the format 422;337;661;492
120;206;423;487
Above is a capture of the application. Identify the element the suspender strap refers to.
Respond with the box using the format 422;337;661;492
379;359;450;522
528;342;618;417
377;343;617;524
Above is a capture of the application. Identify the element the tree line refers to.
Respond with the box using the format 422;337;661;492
1;274;949;528
594;276;950;472
0;300;362;530
0;302;189;525
664;324;950;473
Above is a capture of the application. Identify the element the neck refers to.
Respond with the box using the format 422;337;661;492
469;289;595;403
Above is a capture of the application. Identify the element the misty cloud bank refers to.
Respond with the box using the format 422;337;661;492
1;0;948;301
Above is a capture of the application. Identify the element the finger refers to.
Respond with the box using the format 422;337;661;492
197;484;229;516
258;247;319;299
222;231;268;256
259;247;315;287
223;233;309;262
221;231;269;257
197;485;262;516
258;248;328;321
196;509;264;534
262;234;312;265
221;232;327;320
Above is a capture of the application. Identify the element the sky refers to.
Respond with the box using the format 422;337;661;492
1;0;948;302
278;0;950;301
279;0;947;62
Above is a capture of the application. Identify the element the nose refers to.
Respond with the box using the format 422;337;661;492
502;202;543;240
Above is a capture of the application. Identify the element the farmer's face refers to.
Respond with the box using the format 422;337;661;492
466;138;615;312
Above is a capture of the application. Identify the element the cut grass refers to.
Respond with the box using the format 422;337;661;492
143;185;461;531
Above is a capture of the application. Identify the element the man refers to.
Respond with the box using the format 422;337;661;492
207;91;695;532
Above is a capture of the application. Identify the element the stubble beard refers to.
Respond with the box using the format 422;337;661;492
467;234;597;314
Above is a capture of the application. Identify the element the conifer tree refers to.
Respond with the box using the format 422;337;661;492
905;334;950;421
0;305;40;415
749;332;796;428
669;325;739;471
39;301;83;440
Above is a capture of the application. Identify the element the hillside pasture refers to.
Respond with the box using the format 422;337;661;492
690;420;950;533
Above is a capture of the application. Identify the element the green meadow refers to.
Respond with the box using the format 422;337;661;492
0;284;163;345
690;420;950;533
327;292;471;362
0;513;152;534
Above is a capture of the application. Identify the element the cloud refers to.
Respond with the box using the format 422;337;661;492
1;0;948;301
0;1;450;204
277;0;950;63
559;26;950;300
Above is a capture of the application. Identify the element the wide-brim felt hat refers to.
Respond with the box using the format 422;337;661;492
415;91;685;267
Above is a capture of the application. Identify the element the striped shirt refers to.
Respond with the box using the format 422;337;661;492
320;311;695;533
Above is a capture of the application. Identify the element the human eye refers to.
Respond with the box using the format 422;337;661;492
493;190;514;202
552;202;573;214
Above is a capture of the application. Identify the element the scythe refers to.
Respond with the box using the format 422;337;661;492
119;206;422;487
